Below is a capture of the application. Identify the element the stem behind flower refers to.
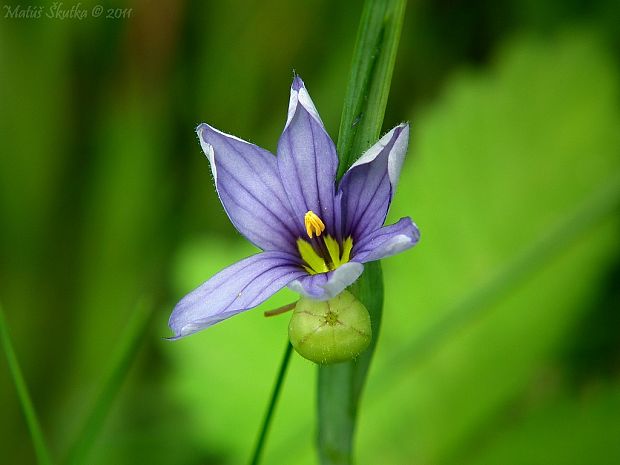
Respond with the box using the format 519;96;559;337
318;0;408;464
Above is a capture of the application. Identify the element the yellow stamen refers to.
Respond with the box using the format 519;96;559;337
340;237;353;264
297;235;355;274
323;235;342;267
297;238;329;274
304;210;325;238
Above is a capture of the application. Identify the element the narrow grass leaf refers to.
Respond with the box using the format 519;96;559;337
248;341;294;465
0;301;54;465
64;297;153;465
318;0;408;464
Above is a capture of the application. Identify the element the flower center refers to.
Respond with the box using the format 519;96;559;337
297;212;353;275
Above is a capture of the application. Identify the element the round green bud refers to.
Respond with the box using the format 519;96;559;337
288;291;372;365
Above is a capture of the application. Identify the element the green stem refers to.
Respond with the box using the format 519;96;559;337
64;298;153;465
337;0;408;176
317;263;384;465
248;341;293;465
0;301;54;465
318;0;407;464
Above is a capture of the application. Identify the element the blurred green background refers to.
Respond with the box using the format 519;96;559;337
1;0;619;464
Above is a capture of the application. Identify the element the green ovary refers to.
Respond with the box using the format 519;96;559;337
288;290;372;364
297;235;353;275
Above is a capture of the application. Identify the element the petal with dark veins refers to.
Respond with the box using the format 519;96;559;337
277;76;339;237
169;251;306;338
339;124;409;240
198;123;301;253
352;217;420;263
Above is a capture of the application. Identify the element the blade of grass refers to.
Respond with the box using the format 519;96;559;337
0;301;54;465
336;0;408;177
64;297;153;465
319;1;407;464
248;341;293;465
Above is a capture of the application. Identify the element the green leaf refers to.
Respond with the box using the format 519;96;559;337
317;263;384;465
336;0;408;176
0;301;54;465
318;0;407;464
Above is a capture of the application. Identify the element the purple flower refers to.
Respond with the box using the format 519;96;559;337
169;76;420;338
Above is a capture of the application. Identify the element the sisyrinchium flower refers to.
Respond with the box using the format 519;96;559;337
169;76;420;340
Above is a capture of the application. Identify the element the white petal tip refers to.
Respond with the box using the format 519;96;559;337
285;76;324;130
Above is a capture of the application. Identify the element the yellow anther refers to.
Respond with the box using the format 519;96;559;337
304;210;325;238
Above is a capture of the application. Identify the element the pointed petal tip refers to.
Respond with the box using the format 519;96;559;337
166;319;205;340
412;220;421;241
166;301;230;340
292;74;305;91
196;122;253;148
196;124;213;156
352;217;420;263
392;122;409;139
284;74;324;129
195;128;216;176
166;252;305;338
167;306;195;340
195;123;210;148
